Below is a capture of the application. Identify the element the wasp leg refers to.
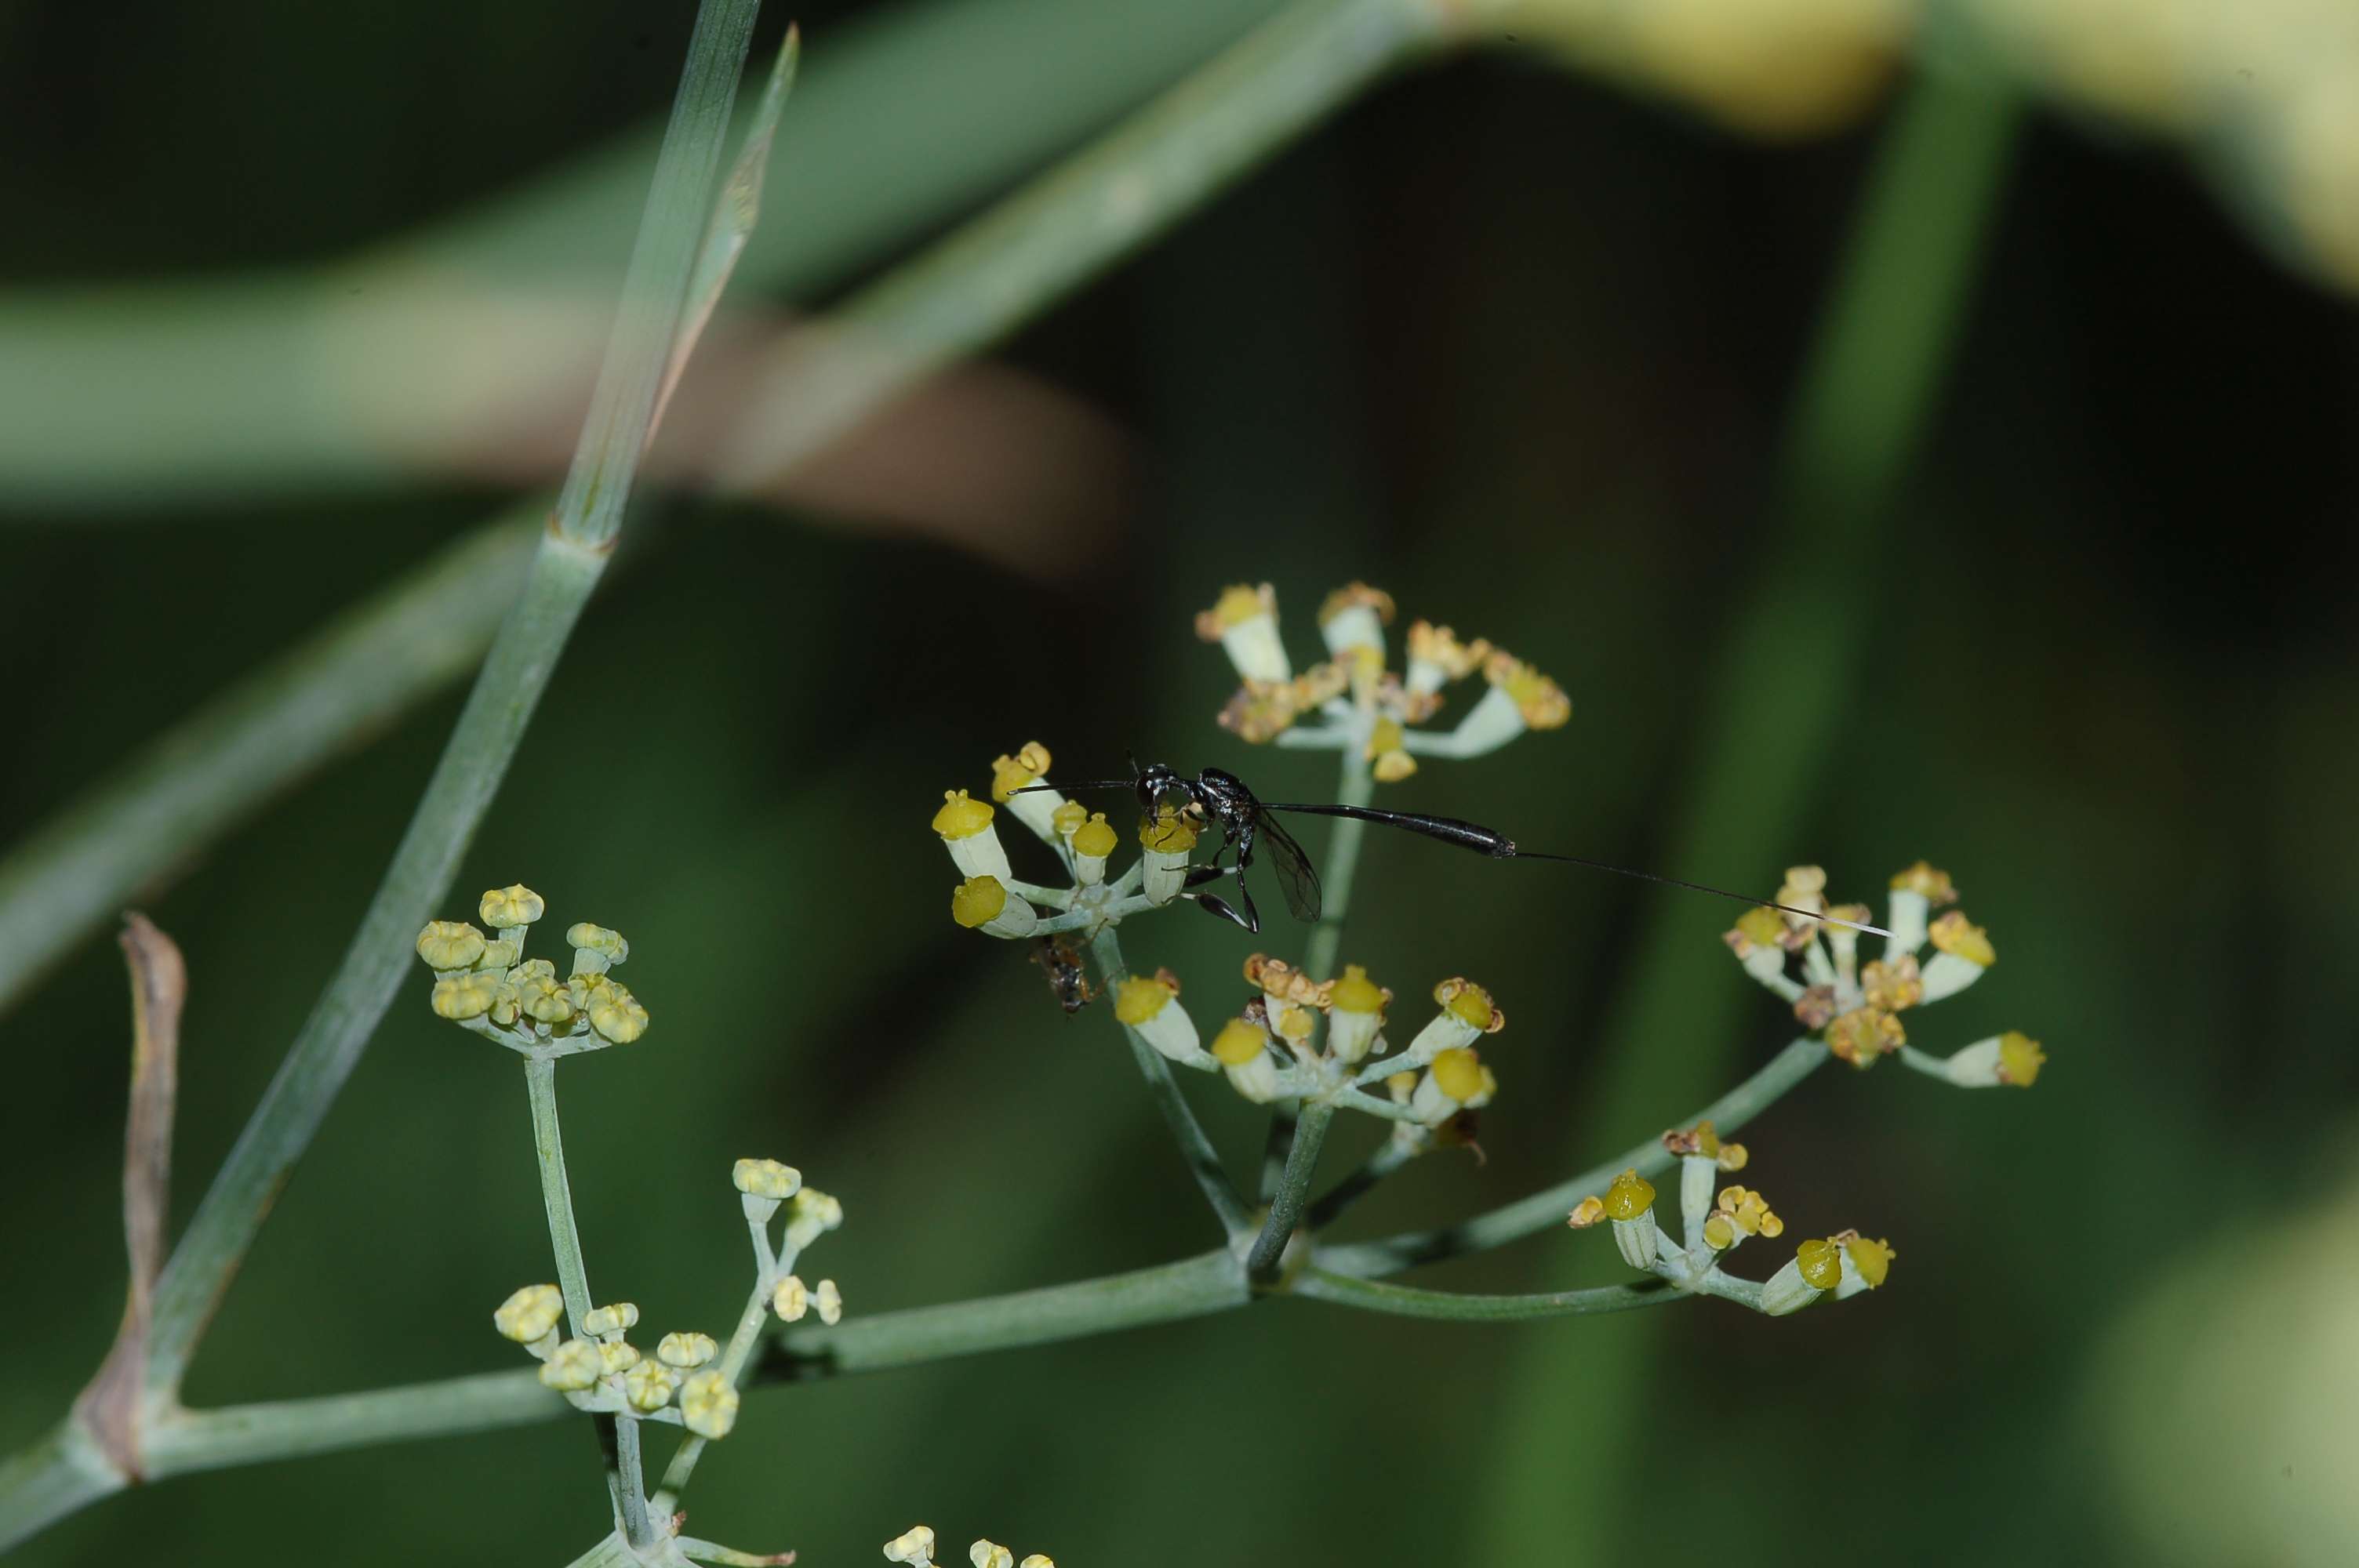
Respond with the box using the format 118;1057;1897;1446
1190;890;1259;933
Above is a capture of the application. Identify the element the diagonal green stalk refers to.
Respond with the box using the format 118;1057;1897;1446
1259;720;1376;1199
142;0;766;1404
0;0;1460;1027
1088;927;1253;1236
525;1058;650;1545
1246;1100;1333;1280
525;1059;598;1335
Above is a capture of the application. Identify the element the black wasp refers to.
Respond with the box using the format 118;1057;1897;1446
1022;760;1885;939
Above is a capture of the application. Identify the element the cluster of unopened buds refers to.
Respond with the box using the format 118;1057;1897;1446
1568;1122;1895;1316
489;1159;844;1439
415;883;651;1054
1194;581;1569;775
1725;861;2047;1087
883;1525;1054;1568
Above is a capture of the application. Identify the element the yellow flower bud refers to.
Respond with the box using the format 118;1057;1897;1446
1843;1235;1896;1292
1602;1170;1656;1221
514;969;575;1025
951;875;1037;939
479;884;545;928
816;1279;843;1327
1702;1212;1736;1250
1927;909;1995;967
1195;583;1290;684
601;1340;642;1374
1439;978;1496;1030
1826;1005;1904;1068
1484;651;1572;730
1372;747;1418;782
432;972;500;1022
493;1284;565;1344
1797;1237;1845;1290
971;1542;1014;1568
539;1339;602;1392
1114;974;1176;1026
416;920;487;970
1998;1030;2046;1087
1070;811;1118;859
931;789;994;840
1860;954;1924;1012
734;1157;803;1200
990;742;1052;803
565;922;629;964
587;981;649;1044
773;1275;809;1323
884;1526;937;1566
1211;1018;1267;1066
658;1331;718;1369
1431;1048;1487;1102
679;1368;738;1439
1888;861;1957;902
622;1359;678;1413
1138;809;1198;855
1942;1030;2047;1088
786;1189;844;1250
583;1302;638;1338
1050;800;1089;838
933;790;1012;881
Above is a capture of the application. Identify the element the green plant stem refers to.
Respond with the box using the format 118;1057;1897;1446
1290;1267;1678;1321
766;1247;1251;1377
525;899;640;1544
525;1059;598;1334
1247;1100;1334;1281
1311;1039;1828;1277
1262;710;1377;1198
135;0;764;1403
1088;927;1252;1236
652;1249;778;1508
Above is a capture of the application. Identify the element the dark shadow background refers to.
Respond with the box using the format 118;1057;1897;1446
5;2;2357;1563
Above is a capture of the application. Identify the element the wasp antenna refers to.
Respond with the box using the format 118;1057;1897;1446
1514;851;1894;938
1012;779;1134;795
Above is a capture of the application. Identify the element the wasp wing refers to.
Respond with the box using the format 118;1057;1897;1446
1255;810;1325;924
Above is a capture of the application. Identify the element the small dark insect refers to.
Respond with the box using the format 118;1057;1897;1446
1028;932;1099;1014
1023;760;1889;939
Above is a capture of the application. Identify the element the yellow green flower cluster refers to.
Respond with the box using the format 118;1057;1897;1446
1194;583;1570;780
415;884;649;1055
491;1156;848;1444
1567;1126;1893;1317
1721;862;2047;1086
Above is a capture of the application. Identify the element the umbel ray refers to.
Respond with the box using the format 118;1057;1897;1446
1017;760;1891;938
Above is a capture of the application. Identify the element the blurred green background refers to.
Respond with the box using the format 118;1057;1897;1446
5;0;2358;1563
